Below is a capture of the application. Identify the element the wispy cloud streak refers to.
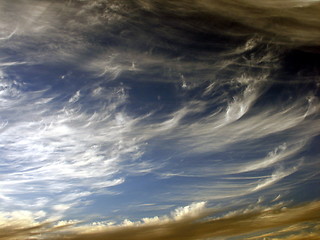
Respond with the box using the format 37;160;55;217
0;72;144;214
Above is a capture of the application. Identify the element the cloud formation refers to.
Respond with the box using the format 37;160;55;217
0;0;319;236
0;201;319;240
0;70;144;215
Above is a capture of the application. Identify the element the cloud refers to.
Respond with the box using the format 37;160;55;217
122;202;207;226
246;223;320;240
251;166;299;192
0;27;17;41
0;0;120;66
230;142;306;174
171;202;207;221
0;69;146;215
137;0;320;46
0;0;319;223
175;95;320;154
2;54;315;209
0;201;319;240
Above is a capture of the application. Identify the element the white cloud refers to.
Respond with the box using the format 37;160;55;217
121;202;207;226
68;90;81;103
173;93;320;154
231;141;306;174
0;74;145;215
171;201;207;220
0;27;17;40
251;166;299;192
52;204;72;212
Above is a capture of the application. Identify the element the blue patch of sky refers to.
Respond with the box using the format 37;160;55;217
79;174;178;222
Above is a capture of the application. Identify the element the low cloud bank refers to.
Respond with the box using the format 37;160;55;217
1;201;319;240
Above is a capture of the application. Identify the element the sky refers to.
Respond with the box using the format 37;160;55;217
0;0;320;239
